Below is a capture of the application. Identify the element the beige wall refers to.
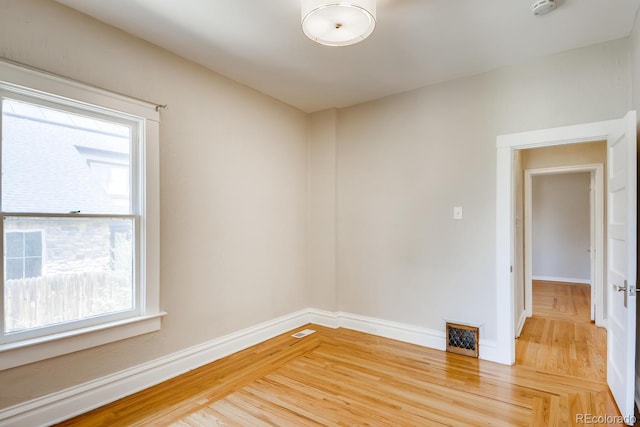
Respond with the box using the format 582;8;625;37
523;141;607;170
531;173;591;281
334;39;629;341
308;109;337;310
0;0;309;408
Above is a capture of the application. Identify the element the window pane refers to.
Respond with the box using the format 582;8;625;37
2;99;131;214
5;259;23;280
24;231;42;257
24;257;42;279
5;232;24;258
4;216;134;333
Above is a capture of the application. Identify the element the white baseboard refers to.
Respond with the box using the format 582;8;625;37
0;308;501;426
339;312;446;350
516;311;527;338
532;276;590;285
306;308;340;329
0;309;313;427
312;310;499;362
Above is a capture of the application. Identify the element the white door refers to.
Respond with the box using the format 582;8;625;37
590;172;596;322
606;110;637;424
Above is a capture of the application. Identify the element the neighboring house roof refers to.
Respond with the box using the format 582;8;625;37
2;100;130;215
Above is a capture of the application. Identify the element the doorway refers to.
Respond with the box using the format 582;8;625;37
517;163;607;380
521;162;605;330
495;112;637;421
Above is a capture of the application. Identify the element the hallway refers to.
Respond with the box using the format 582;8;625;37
516;280;607;381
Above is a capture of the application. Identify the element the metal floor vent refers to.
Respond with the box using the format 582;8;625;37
292;329;316;339
446;322;479;358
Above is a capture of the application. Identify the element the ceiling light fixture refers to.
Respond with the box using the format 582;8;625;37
302;0;376;47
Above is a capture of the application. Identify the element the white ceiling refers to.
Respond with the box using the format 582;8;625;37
55;0;640;113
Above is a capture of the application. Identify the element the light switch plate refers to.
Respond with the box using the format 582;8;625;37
453;206;463;220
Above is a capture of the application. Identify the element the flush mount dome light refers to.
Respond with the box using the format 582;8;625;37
302;0;376;47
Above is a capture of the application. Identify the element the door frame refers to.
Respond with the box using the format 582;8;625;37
495;118;617;365
523;164;604;327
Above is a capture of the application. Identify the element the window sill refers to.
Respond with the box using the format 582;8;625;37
0;312;167;371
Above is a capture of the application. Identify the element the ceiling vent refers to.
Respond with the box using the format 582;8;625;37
532;0;556;16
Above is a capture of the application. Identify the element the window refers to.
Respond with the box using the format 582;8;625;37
5;231;43;280
0;61;162;369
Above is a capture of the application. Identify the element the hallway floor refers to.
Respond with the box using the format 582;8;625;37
516;280;607;380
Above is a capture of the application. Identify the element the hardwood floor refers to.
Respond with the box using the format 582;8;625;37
58;307;623;426
516;281;607;382
530;280;592;323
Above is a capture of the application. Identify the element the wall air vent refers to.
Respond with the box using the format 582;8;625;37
446;322;479;358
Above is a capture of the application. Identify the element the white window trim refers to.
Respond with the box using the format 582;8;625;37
0;60;164;371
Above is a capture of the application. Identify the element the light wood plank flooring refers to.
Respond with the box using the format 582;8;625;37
58;313;622;426
531;280;592;323
516;281;607;381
